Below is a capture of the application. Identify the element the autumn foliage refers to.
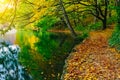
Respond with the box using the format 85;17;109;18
62;29;120;80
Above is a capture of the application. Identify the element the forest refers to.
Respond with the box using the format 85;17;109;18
0;0;120;80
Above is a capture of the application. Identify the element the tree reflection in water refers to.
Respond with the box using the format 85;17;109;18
16;30;83;80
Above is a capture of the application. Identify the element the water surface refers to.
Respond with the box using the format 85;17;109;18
15;30;82;80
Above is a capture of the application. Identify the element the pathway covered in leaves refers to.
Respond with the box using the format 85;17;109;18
62;29;120;80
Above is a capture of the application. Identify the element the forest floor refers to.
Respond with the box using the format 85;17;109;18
62;28;120;80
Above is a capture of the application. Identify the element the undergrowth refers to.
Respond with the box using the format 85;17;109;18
109;25;120;51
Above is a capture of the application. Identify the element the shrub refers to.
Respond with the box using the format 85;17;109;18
88;22;102;30
75;25;86;31
35;16;59;31
107;16;117;25
109;25;120;51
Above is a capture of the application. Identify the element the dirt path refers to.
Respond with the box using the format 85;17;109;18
62;29;120;80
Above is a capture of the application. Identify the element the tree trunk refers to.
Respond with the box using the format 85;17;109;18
94;17;97;24
102;19;107;30
59;0;77;38
108;0;112;17
102;0;108;30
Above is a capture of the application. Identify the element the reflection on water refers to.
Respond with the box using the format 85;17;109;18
16;30;82;80
0;28;17;44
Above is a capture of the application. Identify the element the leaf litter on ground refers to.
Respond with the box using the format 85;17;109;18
62;28;120;80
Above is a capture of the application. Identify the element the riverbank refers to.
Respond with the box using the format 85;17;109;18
62;28;120;79
47;30;82;34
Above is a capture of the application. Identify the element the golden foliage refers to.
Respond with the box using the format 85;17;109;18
63;29;120;80
29;0;55;22
28;35;38;49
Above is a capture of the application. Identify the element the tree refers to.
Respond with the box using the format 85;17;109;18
76;0;109;30
0;0;18;34
59;0;77;38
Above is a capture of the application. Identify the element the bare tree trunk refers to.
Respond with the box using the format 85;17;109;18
102;19;107;30
59;0;77;38
102;0;108;30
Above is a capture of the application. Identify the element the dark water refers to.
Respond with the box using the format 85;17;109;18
15;30;82;80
